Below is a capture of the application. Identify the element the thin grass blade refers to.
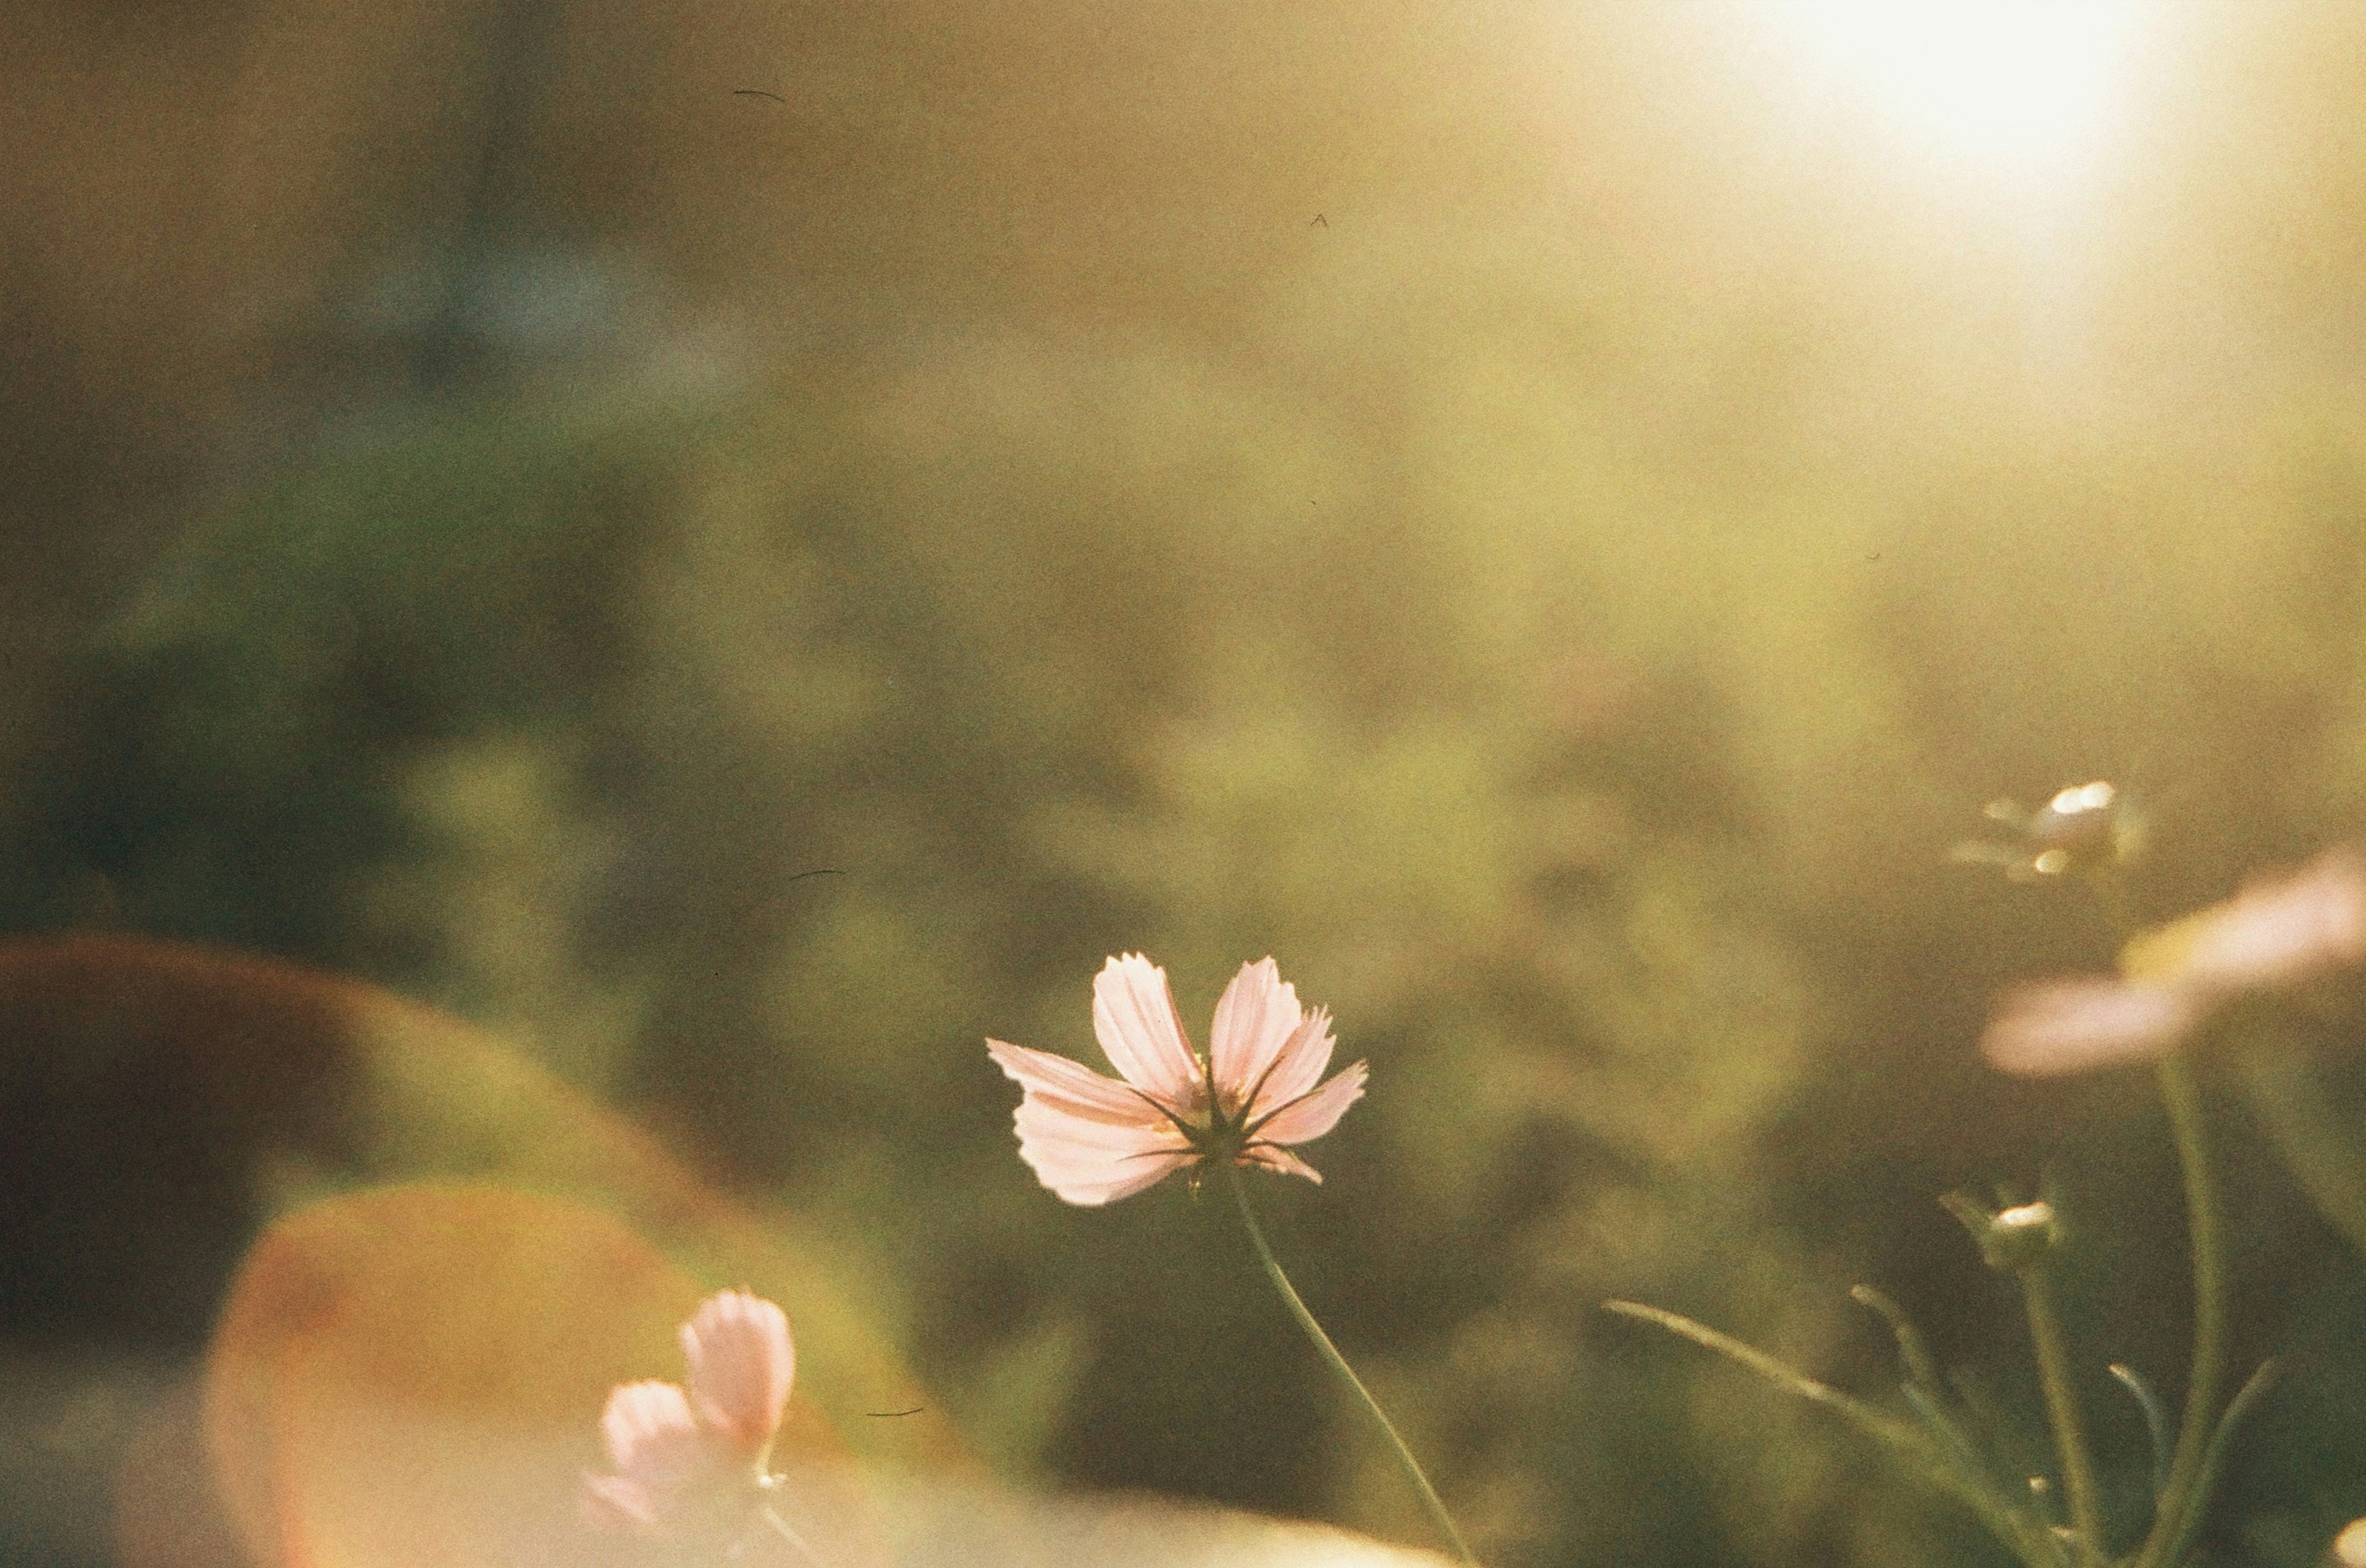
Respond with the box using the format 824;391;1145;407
2108;1363;2172;1500
2159;1360;2278;1568
1603;1301;2064;1568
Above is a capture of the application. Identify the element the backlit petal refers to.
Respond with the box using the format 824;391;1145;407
988;1039;1185;1124
1011;1096;1193;1200
681;1291;793;1449
1030;1147;1198;1206
994;1036;1195;1204
1091;954;1204;1104
1208;959;1304;1114
1981;978;2199;1077
600;1379;701;1478
1238;1144;1324;1184
1010;1097;1190;1158
1250;1009;1336;1118
1250;1059;1367;1147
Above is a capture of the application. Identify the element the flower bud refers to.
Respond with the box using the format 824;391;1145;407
1953;781;2143;881
1943;1193;2060;1273
2024;782;2139;872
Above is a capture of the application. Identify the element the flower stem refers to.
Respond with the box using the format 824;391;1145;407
2132;1050;2227;1568
1222;1163;1478;1564
761;1502;829;1568
2086;867;2233;1568
2018;1264;2105;1564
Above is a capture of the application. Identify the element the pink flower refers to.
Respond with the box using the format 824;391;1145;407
1983;846;2366;1077
582;1290;795;1533
2165;844;2366;991
988;954;1368;1205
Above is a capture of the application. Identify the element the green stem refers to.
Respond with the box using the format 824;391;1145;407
2160;1359;2279;1568
2019;1265;2105;1564
1222;1163;1478;1564
2088;867;2232;1568
2134;1050;2228;1568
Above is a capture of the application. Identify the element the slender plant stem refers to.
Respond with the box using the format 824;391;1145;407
2134;1050;2227;1568
2019;1265;2105;1565
2088;868;2232;1568
2160;1360;2278;1568
761;1502;829;1568
1222;1162;1478;1564
2086;871;2139;947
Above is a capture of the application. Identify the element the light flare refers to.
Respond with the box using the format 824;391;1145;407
1768;0;2145;173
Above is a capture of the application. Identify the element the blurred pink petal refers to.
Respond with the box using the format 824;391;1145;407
1092;953;1205;1105
584;1379;725;1535
2178;845;2366;992
681;1290;794;1448
1982;978;2200;1077
583;1291;798;1535
600;1380;702;1479
1983;845;2366;1078
991;955;1367;1204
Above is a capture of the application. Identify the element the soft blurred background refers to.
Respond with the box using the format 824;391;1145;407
9;1;2366;1564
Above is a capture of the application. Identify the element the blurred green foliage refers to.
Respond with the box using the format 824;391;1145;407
18;316;2365;1565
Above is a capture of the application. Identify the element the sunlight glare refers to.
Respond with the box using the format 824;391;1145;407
1771;0;2143;172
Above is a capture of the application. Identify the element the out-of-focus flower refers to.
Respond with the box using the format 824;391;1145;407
1983;846;2366;1077
1980;977;2206;1078
988;954;1367;1205
1952;779;2145;880
582;1290;795;1532
2131;845;2366;993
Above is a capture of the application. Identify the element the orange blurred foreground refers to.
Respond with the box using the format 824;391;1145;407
202;1185;882;1568
0;935;953;1566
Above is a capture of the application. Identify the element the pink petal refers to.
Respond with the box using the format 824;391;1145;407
1980;978;2200;1077
2180;845;2366;994
1029;1145;1199;1206
1249;1009;1337;1118
1238;1144;1324;1184
579;1471;662;1533
1208;959;1305;1115
1091;954;1205;1106
988;1039;1186;1125
600;1379;702;1477
1010;1096;1194;1202
1249;1059;1368;1147
1009;1097;1188;1158
681;1291;794;1449
990;1035;1198;1204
